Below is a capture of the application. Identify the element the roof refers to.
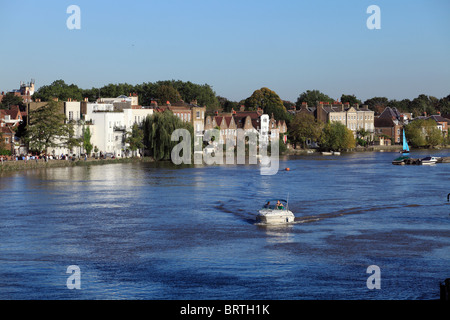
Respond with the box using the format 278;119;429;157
428;115;450;123
379;107;401;120
374;117;396;127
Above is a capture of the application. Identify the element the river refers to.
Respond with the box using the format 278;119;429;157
0;150;449;300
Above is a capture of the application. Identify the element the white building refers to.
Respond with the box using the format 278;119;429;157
85;104;153;157
47;98;153;158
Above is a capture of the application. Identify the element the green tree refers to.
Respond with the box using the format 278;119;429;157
25;101;70;153
289;112;323;148
33;79;83;102
320;122;355;151
424;122;444;147
245;87;290;121
217;96;239;112
65;121;81;154
83;126;93;156
0;93;24;109
296;90;334;109
153;80;219;110
356;128;371;146
363;97;389;115
410;94;438;117
126;123;144;156
142;110;193;161
340;94;361;105
156;84;182;104
404;120;426;148
404;118;443;148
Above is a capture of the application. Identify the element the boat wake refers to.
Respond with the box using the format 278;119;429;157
215;200;447;226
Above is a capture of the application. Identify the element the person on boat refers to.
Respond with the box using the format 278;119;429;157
264;201;270;208
276;200;284;210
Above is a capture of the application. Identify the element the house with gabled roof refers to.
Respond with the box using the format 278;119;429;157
204;109;286;145
0;106;25;155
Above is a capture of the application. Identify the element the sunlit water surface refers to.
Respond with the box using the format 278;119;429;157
0;150;449;299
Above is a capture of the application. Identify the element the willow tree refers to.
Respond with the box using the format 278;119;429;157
143;110;193;161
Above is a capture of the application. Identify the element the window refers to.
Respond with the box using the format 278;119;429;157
196;111;200;119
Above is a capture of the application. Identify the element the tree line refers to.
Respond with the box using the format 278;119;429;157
28;79;450;118
8;79;449;156
31;79;220;111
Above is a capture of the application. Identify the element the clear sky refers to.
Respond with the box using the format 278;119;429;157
0;0;449;103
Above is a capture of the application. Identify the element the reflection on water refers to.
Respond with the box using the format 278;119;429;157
0;151;449;300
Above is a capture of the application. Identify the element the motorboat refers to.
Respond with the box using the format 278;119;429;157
256;199;295;224
421;156;439;165
392;155;409;165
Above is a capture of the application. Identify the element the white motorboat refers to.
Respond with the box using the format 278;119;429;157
256;199;295;224
421;156;439;165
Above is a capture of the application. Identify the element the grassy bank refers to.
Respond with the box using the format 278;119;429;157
0;156;154;173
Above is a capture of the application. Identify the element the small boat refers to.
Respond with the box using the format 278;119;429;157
333;151;341;155
322;152;333;155
421;156;439;165
256;199;295;224
400;130;410;155
392;155;409;165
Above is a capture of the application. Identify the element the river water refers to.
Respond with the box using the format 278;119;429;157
0;150;449;300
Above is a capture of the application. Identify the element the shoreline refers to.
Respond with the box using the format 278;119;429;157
0;156;154;173
284;144;450;155
2;145;449;173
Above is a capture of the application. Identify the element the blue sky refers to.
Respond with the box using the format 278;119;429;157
0;0;449;103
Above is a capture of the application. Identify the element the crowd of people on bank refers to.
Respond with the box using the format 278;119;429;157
0;152;127;163
0;153;86;163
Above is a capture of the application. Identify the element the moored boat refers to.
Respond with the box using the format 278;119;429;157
392;156;409;165
420;156;439;165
